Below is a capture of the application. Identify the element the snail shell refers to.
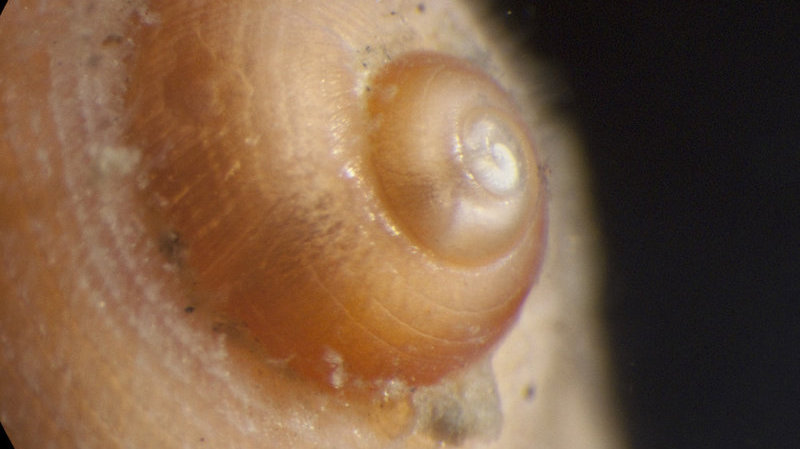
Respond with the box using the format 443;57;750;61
125;2;546;390
0;2;629;449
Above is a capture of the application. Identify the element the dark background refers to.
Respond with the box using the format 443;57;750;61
495;2;799;448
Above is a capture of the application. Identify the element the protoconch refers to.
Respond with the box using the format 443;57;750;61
0;1;624;449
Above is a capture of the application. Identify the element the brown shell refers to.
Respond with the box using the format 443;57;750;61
124;3;547;390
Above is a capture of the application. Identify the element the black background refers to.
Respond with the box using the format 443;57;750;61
494;2;800;448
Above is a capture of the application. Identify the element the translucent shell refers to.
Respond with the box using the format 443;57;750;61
368;52;539;265
126;18;547;391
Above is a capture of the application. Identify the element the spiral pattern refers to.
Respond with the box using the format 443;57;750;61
122;2;547;391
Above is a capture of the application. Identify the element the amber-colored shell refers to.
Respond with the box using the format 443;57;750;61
368;52;538;266
125;7;546;390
